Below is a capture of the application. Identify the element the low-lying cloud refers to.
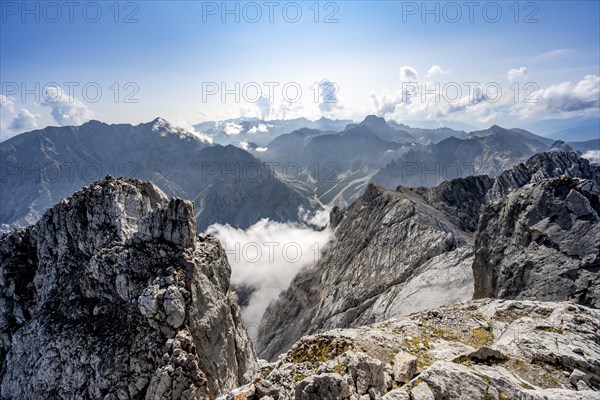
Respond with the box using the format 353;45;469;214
206;217;332;339
582;150;600;164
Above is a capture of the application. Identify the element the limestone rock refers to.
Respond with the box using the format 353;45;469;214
0;176;257;399
222;299;600;400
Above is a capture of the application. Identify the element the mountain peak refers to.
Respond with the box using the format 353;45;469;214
549;140;574;152
362;115;387;125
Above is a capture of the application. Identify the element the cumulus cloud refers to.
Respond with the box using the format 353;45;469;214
0;94;15;113
371;64;600;125
0;95;16;135
256;96;273;120
224;122;244;136
1;96;42;139
9;108;41;132
399;66;419;82
531;48;576;62
427;65;449;77
318;78;340;114
238;140;250;150
372;66;505;124
277;100;305;120
40;86;94;126
511;75;600;119
248;123;271;134
206;218;332;337
508;67;528;81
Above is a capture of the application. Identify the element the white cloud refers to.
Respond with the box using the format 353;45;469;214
508;67;528;81
0;94;15;113
256;95;273;120
299;205;331;227
427;65;449;77
224;122;244;136
152;118;213;143
399;66;419;82
318;78;341;115
511;75;600;119
0;95;16;135
582;150;600;164
248;123;271;134
40;86;94;126
371;64;600;126
238;140;249;150
1;96;42;139
371;66;508;124
206;218;332;336
9;108;41;132
255;147;267;152
531;48;576;62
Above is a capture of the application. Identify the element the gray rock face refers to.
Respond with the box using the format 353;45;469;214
221;300;600;400
473;176;600;307
257;182;476;361
0;176;257;399
258;151;600;361
372;125;554;189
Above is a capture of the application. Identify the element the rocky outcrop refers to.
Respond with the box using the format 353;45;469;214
488;150;598;201
258;151;600;361
473;176;600;307
0;176;257;399
407;175;494;232
221;300;600;399
257;182;476;361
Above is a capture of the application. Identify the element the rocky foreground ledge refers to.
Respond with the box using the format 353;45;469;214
0;177;257;399
221;299;599;400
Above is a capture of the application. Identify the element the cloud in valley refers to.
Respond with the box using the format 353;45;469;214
206;217;332;338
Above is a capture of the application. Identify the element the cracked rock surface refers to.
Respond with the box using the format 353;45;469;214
0;176;257;399
257;151;600;361
221;299;600;400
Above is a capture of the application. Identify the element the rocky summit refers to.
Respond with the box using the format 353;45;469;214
222;300;600;400
0;176;257;399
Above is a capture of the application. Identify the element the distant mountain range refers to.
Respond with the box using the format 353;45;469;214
2;116;598;232
0;118;315;232
193;117;353;146
246;116;599;204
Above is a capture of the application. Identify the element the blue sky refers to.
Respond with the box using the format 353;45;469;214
1;0;599;139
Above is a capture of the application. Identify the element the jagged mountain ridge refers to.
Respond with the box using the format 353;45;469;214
0;118;314;232
257;149;600;361
193;116;354;146
371;125;555;189
0;177;257;399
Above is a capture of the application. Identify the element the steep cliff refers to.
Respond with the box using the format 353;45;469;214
257;151;600;361
257;183;476;361
0;176;257;399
